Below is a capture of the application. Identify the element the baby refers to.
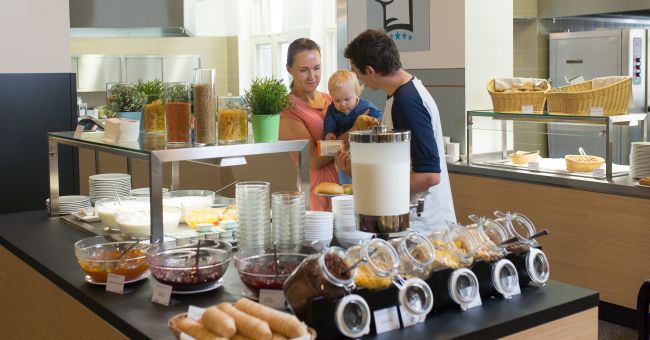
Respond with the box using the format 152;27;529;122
323;70;382;184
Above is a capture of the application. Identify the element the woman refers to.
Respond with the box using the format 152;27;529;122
279;38;338;211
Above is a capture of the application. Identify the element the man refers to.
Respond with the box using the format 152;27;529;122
338;28;455;233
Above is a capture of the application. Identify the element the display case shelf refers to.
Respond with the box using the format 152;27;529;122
467;110;647;179
48;131;310;241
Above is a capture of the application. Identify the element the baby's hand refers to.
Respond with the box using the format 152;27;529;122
325;133;336;141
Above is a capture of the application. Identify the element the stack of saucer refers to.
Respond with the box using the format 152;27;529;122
46;195;91;215
89;173;132;203
630;142;650;179
305;211;334;248
331;195;372;248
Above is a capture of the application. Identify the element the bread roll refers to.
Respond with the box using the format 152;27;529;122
200;306;237;337
639;176;650;186
176;317;227;340
314;182;344;195
234;298;308;338
352;115;381;130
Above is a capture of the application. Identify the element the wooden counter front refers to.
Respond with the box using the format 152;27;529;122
450;173;650;309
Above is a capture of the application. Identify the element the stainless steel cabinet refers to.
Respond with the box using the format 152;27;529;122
163;55;201;83
123;55;163;83
72;54;201;92
77;55;121;92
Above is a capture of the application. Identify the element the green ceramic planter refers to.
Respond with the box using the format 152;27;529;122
251;114;280;143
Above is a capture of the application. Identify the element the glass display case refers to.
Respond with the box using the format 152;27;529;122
47;131;309;241
466;110;647;179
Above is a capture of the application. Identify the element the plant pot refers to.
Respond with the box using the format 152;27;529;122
116;111;143;131
251;114;280;143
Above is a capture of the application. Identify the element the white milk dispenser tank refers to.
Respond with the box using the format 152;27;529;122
349;126;411;234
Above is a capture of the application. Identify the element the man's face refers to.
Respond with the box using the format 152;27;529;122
350;64;377;90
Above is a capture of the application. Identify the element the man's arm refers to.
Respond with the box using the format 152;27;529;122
410;172;440;194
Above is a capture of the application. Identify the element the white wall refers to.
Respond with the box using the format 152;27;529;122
346;0;465;69
0;0;70;73
465;0;513;154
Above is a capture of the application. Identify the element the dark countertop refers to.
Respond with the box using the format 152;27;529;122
0;210;599;339
449;162;650;199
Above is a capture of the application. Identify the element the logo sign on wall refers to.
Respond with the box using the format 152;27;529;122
367;0;430;52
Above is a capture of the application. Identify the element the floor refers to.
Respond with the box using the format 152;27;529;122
599;321;638;340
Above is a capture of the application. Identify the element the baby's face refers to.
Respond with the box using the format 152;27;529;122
331;83;358;114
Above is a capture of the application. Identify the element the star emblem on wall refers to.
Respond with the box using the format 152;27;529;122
391;31;414;41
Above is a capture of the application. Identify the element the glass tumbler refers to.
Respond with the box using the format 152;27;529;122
164;82;192;145
236;181;271;254
271;191;305;252
193;69;217;145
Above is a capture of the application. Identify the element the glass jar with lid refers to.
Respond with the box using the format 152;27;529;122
347;238;434;318
164;82;192;145
388;231;436;280
493;210;538;254
217;96;248;144
465;214;509;262
493;211;550;286
283;246;371;338
426;222;477;271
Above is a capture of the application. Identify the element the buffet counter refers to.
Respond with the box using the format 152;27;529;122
0;210;598;339
448;162;650;314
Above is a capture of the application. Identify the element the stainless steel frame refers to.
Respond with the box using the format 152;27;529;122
48;132;310;242
466;111;647;179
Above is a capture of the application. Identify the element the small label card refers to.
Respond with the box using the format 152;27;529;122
521;105;534;114
73;125;85;138
106;273;125;294
399;306;423;328
593;168;605;178
151;282;173;306
187;305;206;321
259;289;286;309
527;161;540;171
373;306;401;334
590;107;604;117
318;140;343;156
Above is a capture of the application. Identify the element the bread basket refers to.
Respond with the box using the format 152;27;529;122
545;77;631;116
564;155;605;172
168;312;317;340
487;79;550;113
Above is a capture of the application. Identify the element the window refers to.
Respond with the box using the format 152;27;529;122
250;0;337;91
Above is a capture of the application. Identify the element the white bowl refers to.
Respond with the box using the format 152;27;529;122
114;205;181;235
95;197;149;229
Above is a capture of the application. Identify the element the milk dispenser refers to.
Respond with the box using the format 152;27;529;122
349;126;411;235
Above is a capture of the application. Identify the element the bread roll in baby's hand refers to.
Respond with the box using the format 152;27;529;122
352;114;381;131
314;182;344;195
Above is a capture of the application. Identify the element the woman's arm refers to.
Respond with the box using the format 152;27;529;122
279;117;333;170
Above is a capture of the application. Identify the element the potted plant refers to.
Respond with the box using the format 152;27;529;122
244;77;292;142
108;82;146;127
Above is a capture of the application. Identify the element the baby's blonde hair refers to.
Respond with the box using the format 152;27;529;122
328;70;363;96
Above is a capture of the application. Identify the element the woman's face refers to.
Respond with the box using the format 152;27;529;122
287;49;321;93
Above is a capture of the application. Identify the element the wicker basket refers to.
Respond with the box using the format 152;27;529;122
168;312;318;339
565;155;605;172
487;79;550;113
545;78;631;116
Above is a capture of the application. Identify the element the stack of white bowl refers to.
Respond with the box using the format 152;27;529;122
331;195;372;248
45;195;91;214
305;211;334;248
89;173;132;203
630;142;650;179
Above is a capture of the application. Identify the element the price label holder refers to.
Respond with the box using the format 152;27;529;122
527;161;540;171
187;305;206;321
151;282;173;306
399;305;424;328
521;105;534;114
73;125;85;139
259;289;286;309
106;273;125;294
373;306;401;334
590;107;604;117
593;168;605;178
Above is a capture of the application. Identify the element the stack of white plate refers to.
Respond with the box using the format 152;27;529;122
45;195;91;214
630;142;650;179
305;211;334;248
89;173;132;203
331;195;372;248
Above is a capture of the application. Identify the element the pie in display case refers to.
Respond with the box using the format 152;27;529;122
466;110;647;179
